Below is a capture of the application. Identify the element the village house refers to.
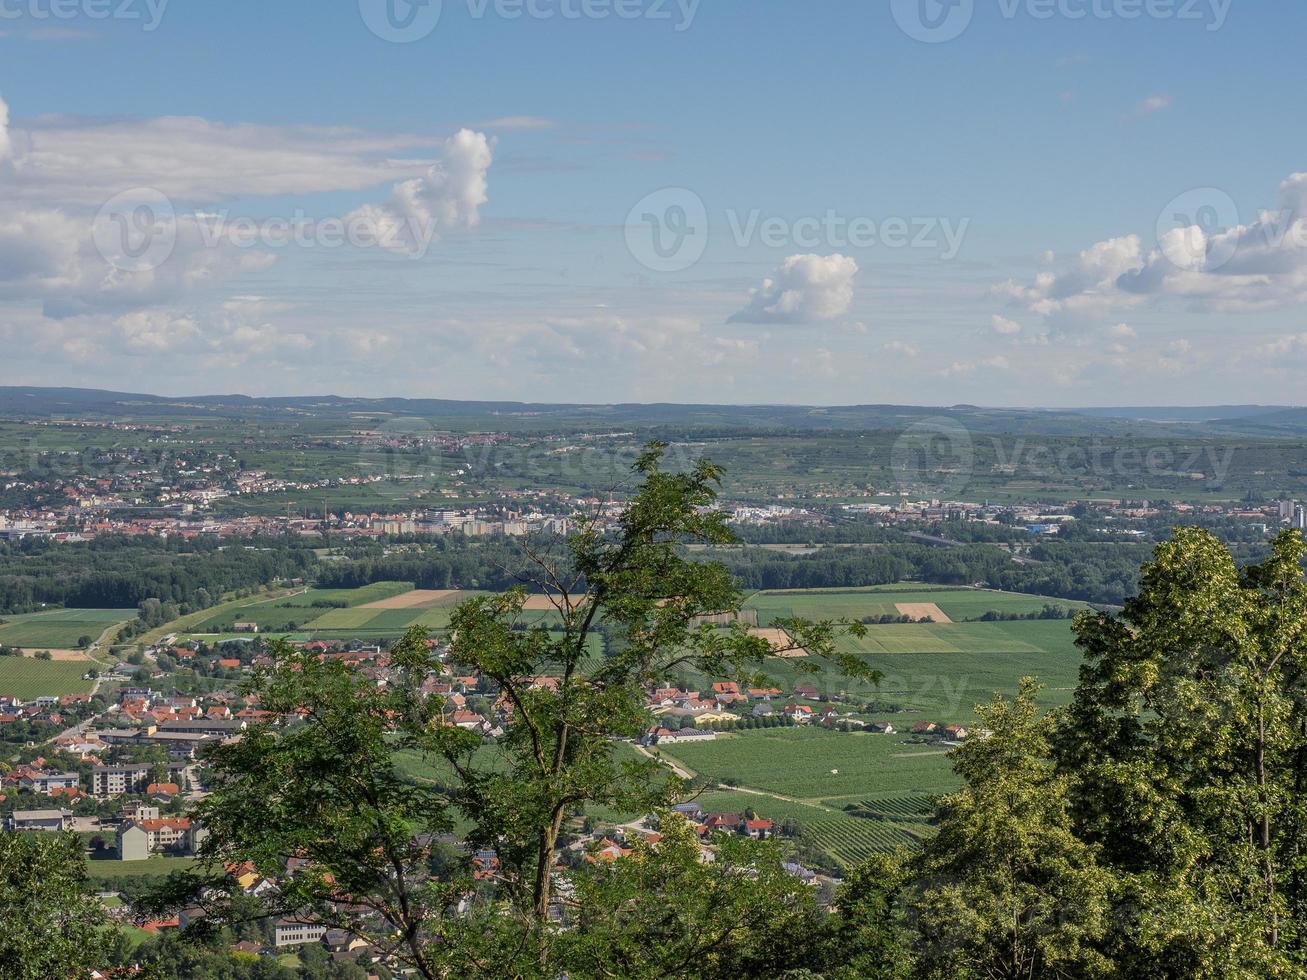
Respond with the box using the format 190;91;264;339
117;816;206;860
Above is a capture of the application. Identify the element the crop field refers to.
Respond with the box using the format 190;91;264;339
745;585;1087;625
803;818;927;863
0;608;135;649
0;656;95;698
660;729;958;802
279;582;416;607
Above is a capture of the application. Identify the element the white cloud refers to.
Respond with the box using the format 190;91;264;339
0;95;10;163
882;340;919;357
0;95;495;316
991;314;1022;335
345;129;494;256
993;171;1307;326
940;355;1011;378
1134;94;1174;117
2;112;450;208
728;253;858;324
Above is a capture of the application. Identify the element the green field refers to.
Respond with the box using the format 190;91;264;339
657;730;957;869
85;856;197;878
0;608;135;649
0;657;95;698
661;729;958;802
745;585;1087;625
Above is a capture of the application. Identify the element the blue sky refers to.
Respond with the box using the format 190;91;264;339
0;0;1304;405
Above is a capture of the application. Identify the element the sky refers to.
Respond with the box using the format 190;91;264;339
1;0;1305;407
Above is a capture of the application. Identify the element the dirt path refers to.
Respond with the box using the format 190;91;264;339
639;745;837;813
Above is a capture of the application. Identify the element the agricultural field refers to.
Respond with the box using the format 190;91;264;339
657;728;958;869
0;608;135;649
744;584;1088;625
85;856;197;879
659;728;958;802
646;590;1093;867
0;656;96;698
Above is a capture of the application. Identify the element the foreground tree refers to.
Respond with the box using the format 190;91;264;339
905;679;1115;980
157;444;872;977
557;814;828;979
0;831;110;979
1058;527;1307;975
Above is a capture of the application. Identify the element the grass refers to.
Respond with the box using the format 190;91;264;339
660;728;960;803
85;855;197;878
745;585;1087;626
138;587;306;645
0;608;135;649
0;657;95;698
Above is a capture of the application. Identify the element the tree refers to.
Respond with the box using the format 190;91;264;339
399;444;872;951
154;444;872;977
556;814;828;979
1055;527;1307;975
0;831;110;979
905;679;1115;980
147;639;464;978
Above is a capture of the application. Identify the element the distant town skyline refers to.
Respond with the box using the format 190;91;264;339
3;1;1306;406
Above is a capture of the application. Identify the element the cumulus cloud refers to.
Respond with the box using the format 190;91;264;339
728;253;858;324
991;314;1022;335
992;171;1307;327
345;129;493;256
0;94;495;319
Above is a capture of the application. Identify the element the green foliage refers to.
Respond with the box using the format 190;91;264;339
556;814;828;979
0;832;110;980
905;679;1115;979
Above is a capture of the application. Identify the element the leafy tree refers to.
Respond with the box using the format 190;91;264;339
0;832;110;979
556;814;827;979
153;444;871;977
1056;527;1307;975
905;679;1115;980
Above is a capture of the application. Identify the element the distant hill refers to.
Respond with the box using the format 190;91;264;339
0;386;1304;438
